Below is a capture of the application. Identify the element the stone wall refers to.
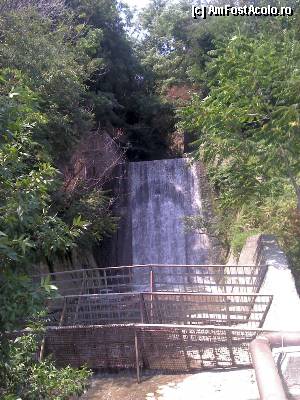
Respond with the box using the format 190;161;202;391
48;131;129;273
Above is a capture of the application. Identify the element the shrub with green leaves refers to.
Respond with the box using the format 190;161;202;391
180;17;300;279
0;330;91;400
0;68;92;399
0;69;89;267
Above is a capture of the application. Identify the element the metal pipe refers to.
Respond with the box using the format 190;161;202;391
250;332;300;400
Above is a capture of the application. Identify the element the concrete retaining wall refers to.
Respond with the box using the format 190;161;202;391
239;235;300;398
238;234;300;331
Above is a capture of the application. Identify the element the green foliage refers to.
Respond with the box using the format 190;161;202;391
58;187;118;246
138;1;242;93
184;213;229;250
0;4;121;258
0;69;88;267
179;10;300;275
139;0;193;91
181;31;300;201
0;10;96;159
0;271;58;332
66;0;171;160
0;67;90;400
0;270;91;400
0;330;91;400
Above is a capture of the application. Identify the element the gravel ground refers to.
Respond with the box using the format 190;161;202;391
81;369;259;400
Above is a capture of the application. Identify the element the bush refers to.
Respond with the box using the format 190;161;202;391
0;329;91;400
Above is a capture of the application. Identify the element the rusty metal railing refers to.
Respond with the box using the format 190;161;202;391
48;292;273;328
35;264;268;295
250;332;300;400
44;323;266;376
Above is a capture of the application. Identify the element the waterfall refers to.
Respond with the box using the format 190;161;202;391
129;158;211;290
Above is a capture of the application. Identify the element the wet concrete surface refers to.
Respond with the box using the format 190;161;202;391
81;369;260;400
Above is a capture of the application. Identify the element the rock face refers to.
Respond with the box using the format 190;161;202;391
93;162;133;268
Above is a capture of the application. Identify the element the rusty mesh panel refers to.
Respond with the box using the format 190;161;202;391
141;293;272;328
43;324;263;373
136;325;258;372
36;264;267;296
151;265;268;294
45;325;136;369
35;267;138;296
62;293;142;326
48;293;272;328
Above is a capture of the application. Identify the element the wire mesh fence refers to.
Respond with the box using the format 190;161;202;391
140;293;272;328
44;324;274;378
36;264;268;296
45;325;136;369
136;324;260;372
39;264;271;377
47;292;272;329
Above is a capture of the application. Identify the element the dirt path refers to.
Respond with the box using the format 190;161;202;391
81;369;259;400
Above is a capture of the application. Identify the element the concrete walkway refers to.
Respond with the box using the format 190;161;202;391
81;369;259;400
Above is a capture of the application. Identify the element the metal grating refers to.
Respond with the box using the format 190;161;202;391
36;264;268;296
44;324;275;374
137;325;260;372
141;293;272;328
39;264;271;377
45;325;136;369
49;293;142;326
48;292;273;329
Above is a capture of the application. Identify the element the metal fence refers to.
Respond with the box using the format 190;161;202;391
37;264;268;296
44;324;276;380
39;264;271;378
48;292;273;329
45;325;136;369
137;324;260;372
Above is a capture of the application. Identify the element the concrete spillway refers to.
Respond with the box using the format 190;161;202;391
129;158;210;289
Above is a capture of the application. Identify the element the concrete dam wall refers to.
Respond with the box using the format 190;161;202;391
129;158;210;289
129;158;210;265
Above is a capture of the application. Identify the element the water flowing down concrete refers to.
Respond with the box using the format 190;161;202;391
129;158;210;290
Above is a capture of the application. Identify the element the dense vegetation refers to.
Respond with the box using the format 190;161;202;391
138;0;300;284
178;6;300;280
1;0;300;398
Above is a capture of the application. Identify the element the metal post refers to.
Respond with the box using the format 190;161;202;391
139;293;145;323
224;296;231;326
39;336;46;362
135;329;141;383
103;269;108;293
224;296;236;366
150;266;154;323
150;266;154;292
180;329;189;371
59;297;67;326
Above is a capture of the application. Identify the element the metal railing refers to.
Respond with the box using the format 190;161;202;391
250;332;300;400
35;263;276;382
36;264;268;295
48;292;273;329
44;323;272;380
